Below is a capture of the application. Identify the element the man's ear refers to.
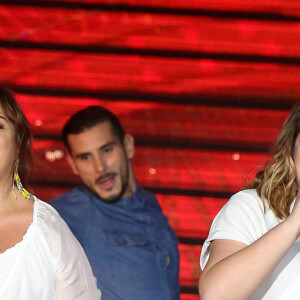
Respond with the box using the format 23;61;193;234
123;134;135;159
66;153;79;175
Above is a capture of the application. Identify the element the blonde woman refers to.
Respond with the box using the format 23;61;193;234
199;103;300;300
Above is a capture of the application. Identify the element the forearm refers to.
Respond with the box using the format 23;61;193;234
199;217;299;300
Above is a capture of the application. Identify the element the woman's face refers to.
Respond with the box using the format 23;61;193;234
0;106;17;180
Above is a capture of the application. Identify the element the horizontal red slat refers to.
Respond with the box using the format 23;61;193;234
1;6;300;58
179;244;202;286
30;140;269;192
16;94;287;149
34;0;300;17
180;295;200;300
157;194;227;238
2;49;300;101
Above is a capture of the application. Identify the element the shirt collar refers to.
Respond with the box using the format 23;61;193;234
116;181;146;209
85;181;146;210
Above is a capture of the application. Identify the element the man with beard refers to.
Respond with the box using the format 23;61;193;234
51;106;180;300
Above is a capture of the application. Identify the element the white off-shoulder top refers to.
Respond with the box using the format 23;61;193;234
0;197;101;300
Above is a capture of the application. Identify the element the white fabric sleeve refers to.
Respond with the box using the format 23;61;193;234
200;190;268;270
37;201;101;300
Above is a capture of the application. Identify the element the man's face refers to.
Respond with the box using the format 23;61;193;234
67;122;136;203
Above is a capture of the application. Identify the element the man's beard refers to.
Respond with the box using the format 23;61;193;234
95;166;130;204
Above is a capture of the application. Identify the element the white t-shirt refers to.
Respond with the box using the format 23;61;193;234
200;189;300;300
0;197;101;300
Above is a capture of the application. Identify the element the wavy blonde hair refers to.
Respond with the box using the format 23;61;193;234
246;102;300;219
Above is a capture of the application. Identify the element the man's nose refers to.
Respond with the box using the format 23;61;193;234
93;155;106;173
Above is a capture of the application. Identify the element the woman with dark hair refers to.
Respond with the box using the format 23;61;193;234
199;103;300;300
0;89;101;299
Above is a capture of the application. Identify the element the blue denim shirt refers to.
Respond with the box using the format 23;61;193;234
51;183;180;300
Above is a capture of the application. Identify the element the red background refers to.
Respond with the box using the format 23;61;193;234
1;1;299;298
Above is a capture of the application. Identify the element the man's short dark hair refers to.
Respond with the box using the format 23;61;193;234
62;106;125;152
